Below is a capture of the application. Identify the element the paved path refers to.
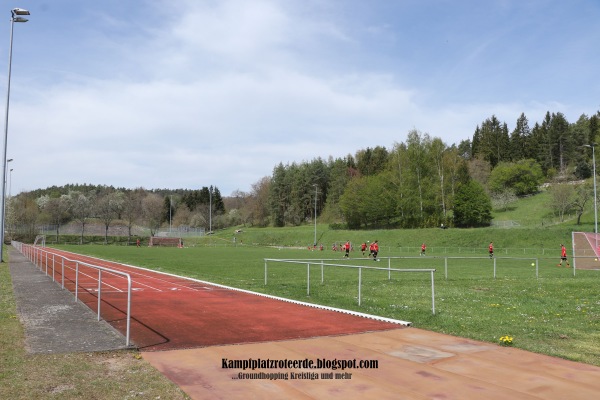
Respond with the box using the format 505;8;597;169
9;248;128;353
143;328;600;399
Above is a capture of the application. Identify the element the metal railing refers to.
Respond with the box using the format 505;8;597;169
12;242;132;347
264;258;437;314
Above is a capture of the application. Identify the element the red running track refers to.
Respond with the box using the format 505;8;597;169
30;248;406;351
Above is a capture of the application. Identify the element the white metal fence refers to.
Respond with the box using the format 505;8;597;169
264;257;437;314
12;242;133;347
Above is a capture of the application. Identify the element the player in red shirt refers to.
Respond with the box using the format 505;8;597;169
421;243;426;256
371;240;379;261
558;244;570;267
344;241;350;258
488;242;494;258
361;242;367;256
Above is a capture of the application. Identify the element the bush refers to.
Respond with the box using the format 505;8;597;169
453;180;492;227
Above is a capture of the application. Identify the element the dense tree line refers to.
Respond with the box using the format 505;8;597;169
253;110;599;229
10;110;600;236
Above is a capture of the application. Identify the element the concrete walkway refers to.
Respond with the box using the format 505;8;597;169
9;248;128;353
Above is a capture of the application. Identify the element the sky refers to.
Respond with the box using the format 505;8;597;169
3;0;600;196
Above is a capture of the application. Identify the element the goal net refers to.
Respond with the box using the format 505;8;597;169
148;237;183;247
572;231;600;269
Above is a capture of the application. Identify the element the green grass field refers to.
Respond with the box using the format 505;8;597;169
50;239;600;367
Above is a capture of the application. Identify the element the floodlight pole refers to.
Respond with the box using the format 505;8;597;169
0;8;29;262
593;144;597;244
584;144;598;250
592;144;597;249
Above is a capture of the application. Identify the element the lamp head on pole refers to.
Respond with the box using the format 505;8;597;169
12;8;30;16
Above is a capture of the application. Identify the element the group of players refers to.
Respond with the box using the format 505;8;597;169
327;240;571;267
333;240;380;260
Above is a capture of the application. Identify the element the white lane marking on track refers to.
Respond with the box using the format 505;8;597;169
45;250;229;292
75;270;124;292
76;260;197;292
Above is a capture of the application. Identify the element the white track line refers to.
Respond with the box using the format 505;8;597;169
56;251;208;292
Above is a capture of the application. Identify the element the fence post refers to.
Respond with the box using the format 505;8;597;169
126;275;131;347
493;257;497;279
321;260;324;284
97;270;102;321
358;266;362;306
431;270;436;315
307;263;310;296
388;258;391;280
75;262;79;302
264;260;267;285
444;257;448;280
61;258;65;289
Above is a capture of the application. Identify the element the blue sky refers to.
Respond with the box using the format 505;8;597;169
4;0;600;196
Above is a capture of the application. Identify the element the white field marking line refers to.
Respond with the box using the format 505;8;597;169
53;250;412;327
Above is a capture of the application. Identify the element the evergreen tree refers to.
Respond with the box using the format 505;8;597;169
268;163;288;227
457;139;472;159
472;126;481;157
549;112;572;174
474;115;510;167
356;146;389;176
590;113;600;144
572;115;591;179
510;113;531;161
321;157;352;222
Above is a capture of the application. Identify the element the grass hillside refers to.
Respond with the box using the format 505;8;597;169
181;188;589;254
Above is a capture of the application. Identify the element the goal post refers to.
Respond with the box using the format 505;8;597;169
33;235;46;247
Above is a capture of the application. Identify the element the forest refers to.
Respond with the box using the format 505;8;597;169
8;110;600;239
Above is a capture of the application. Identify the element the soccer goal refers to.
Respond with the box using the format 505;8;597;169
33;235;46;247
572;231;600;269
148;237;182;247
